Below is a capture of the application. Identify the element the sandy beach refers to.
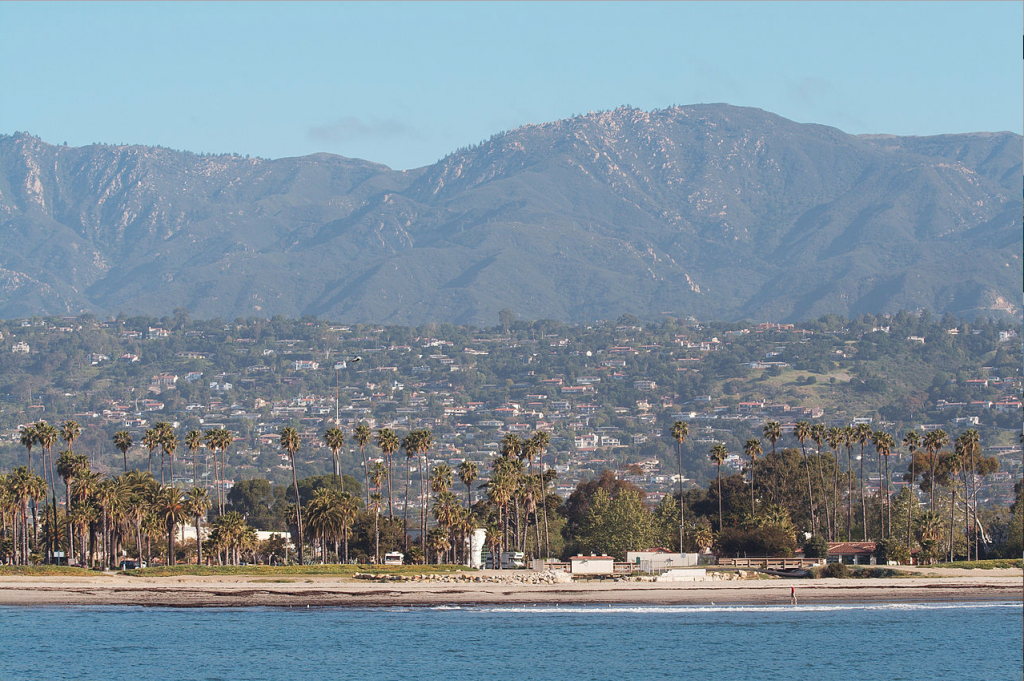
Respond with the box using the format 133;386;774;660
0;568;1019;608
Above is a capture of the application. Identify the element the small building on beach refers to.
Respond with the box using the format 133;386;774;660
827;541;876;565
569;554;615;575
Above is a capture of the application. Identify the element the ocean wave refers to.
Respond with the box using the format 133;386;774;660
426;601;1021;615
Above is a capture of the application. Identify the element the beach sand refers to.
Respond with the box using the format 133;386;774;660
0;569;1019;608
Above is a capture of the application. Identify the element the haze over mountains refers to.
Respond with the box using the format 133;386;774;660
0;104;1020;325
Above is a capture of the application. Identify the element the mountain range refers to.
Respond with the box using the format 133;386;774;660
1;104;1020;324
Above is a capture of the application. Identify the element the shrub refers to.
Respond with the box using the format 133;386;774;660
874;538;910;565
717;526;797;557
821;562;850;578
802;534;829;558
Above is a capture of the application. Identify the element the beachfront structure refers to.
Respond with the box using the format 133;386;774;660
626;549;700;572
569;554;615;575
827;541;876;565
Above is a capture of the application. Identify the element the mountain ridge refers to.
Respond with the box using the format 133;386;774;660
0;104;1020;324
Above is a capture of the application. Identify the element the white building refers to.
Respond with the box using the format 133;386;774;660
569;554;615;575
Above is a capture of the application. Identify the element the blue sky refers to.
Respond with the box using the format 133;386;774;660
2;1;1020;170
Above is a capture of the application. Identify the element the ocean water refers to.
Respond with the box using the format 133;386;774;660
0;601;1020;681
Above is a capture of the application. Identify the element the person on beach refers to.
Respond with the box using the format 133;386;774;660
790;586;797;605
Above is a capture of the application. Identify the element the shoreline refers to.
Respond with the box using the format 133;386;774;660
0;571;1019;608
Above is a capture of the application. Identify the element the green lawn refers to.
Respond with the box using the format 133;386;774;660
929;559;1022;570
0;565;100;576
120;564;473;577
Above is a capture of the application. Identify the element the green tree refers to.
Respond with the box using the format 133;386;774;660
155;485;187;565
354;423;372;509
374;428;400;519
709;443;728;532
323;427;345;483
742;438;762;516
762;420;782;501
279;427;304;565
113;430;133;473
670;421;689;553
185;487;212;565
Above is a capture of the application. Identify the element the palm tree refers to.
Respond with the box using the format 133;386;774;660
354;422;372;509
93;479;120;568
204;428;232;514
142;428;161;478
742;438;762;516
322;427;345;482
185;430;203;488
793;420;816;532
19;425;38;542
528;430;552;557
184;487;211;565
457;460;478;509
709;443;728;532
71;469;99;566
121;469;156;566
20;425;37;474
902;430;922;553
762;421;782;502
872;430;895;539
113;430;133;473
34;422;59;561
854;422;872;541
161;431;179;486
810;423;832;539
56;450;88;563
305;488;340;563
60;420;82;453
337;492;357;564
155;486;187;565
958;428;982;560
922;429;949;512
670;420;689;551
400;432;416;554
374;428;400;519
279;427;304;565
8;467;43;564
940;445;964;562
824;426;845;540
369;462;387;563
841;425;855;541
416;429;435;559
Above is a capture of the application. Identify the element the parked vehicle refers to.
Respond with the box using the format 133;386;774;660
484;551;525;569
383;551;404;566
118;560;146;570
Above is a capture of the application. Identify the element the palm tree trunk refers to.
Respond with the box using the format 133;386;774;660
677;442;685;552
360;446;370;510
66;479;74;564
717;466;723;532
290;456;304;566
948;487;957;562
801;445;815;532
750;464;755;516
386;453;395;520
419;453;429;560
542;482;551;559
846;447;853;542
860;444;867;541
403;459;411;554
196;515;203;565
907;455;916;555
373;512;379;563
